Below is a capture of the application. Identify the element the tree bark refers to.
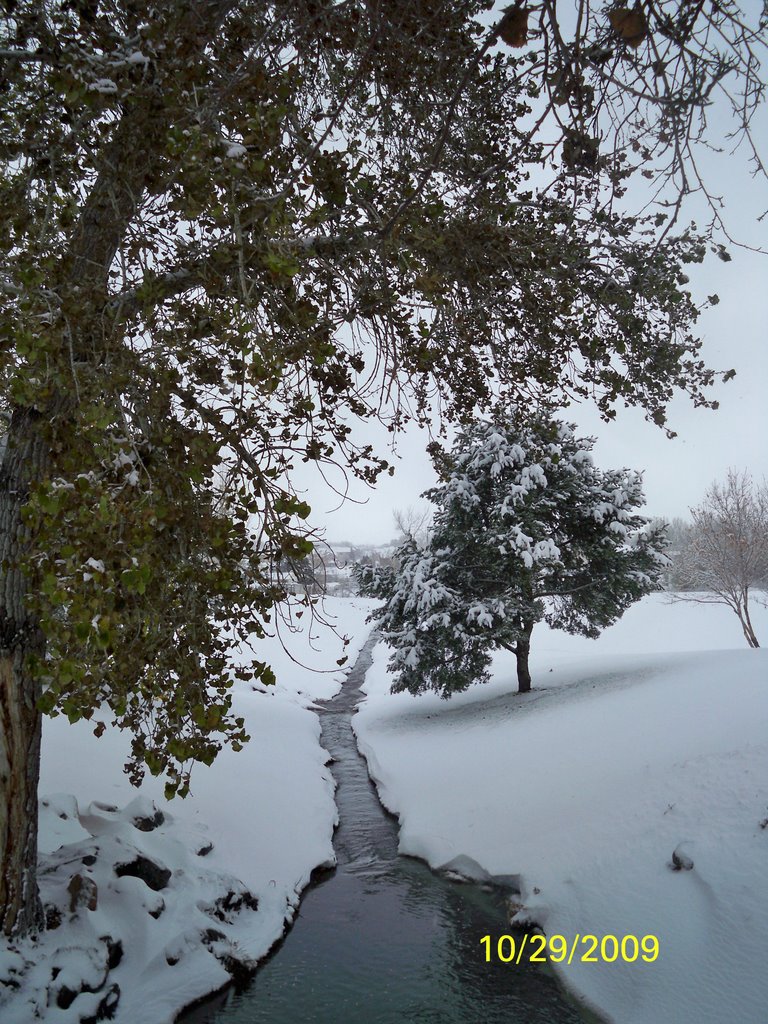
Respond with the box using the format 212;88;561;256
740;597;760;648
0;655;43;938
515;620;534;694
0;409;49;937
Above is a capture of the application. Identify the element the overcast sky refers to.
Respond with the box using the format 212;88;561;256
299;7;768;546
302;249;767;546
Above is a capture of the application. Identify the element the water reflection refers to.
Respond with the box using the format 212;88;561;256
191;636;585;1024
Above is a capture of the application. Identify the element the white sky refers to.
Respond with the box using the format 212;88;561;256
298;7;768;546
304;223;767;546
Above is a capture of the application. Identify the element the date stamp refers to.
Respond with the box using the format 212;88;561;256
480;933;659;965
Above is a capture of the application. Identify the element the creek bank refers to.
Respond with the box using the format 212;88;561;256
7;599;376;1024
191;631;588;1024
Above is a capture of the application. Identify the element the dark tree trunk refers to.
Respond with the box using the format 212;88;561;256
0;655;43;937
740;599;760;649
0;409;48;937
515;620;534;694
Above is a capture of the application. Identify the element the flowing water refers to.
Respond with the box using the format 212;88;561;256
185;634;586;1023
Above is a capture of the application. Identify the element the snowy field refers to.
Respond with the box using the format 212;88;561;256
3;592;766;1024
354;593;768;1024
0;598;375;1024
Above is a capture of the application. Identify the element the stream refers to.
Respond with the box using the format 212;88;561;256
185;633;586;1023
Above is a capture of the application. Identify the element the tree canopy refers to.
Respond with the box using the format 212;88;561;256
355;407;667;695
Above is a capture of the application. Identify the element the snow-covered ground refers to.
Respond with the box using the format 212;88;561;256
4;592;766;1024
0;597;375;1024
353;594;768;1024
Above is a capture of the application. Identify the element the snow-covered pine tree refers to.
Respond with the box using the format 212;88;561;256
356;408;667;696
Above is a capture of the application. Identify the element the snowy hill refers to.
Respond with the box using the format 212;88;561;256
353;593;768;1024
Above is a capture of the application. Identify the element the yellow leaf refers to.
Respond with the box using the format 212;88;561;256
608;8;649;48
499;7;529;48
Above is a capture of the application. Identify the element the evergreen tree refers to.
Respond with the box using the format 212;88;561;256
357;408;667;696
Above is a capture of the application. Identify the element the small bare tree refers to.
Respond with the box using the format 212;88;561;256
393;504;434;547
673;472;768;648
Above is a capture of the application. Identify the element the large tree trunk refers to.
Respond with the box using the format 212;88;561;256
0;409;49;937
0;656;43;937
515;620;534;694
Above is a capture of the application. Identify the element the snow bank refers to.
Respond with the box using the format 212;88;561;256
1;598;375;1024
354;594;768;1024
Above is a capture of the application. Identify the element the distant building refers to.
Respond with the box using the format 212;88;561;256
280;539;398;597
